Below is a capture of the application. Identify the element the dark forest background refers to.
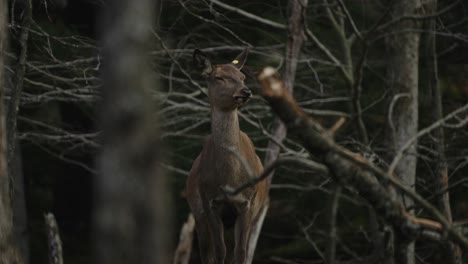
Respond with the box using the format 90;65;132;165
2;0;468;263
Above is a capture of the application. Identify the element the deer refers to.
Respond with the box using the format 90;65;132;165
186;48;269;264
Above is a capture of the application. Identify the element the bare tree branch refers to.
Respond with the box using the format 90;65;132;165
256;66;468;250
223;156;329;196
208;0;287;30
388;103;468;175
424;2;462;261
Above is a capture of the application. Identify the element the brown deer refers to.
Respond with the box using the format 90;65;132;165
186;49;269;264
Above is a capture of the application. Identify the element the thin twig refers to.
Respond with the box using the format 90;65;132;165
389;103;468;174
223;157;329;196
208;0;286;30
178;0;252;46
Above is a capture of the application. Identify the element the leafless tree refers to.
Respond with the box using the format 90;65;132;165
0;0;22;262
385;0;422;263
7;0;32;261
93;0;171;263
424;1;462;263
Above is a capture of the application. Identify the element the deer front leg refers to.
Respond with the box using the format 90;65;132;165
233;202;254;264
246;203;268;264
206;200;227;264
193;213;215;264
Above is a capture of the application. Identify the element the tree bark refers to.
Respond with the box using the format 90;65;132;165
325;184;341;264
0;0;22;262
94;1;171;263
11;144;28;264
173;214;195;264
7;0;32;261
424;1;462;262
44;213;63;264
385;1;422;263
263;0;307;187
7;0;31;174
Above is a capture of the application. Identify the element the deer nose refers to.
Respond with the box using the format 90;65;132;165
241;87;252;97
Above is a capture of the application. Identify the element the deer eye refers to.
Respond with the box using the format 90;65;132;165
214;77;224;81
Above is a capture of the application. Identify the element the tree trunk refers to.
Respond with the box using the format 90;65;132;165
173;214;195;264
44;213;63;264
11;145;28;264
424;1;462;262
249;1;307;262
0;0;22;262
325;184;341;264
94;1;171;263
263;0;307;186
7;0;32;260
385;1;422;263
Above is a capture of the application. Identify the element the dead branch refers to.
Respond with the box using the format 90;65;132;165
208;0;286;30
44;213;63;264
256;66;468;250
223;156;328;196
388;103;468;175
263;0;308;187
173;214;195;264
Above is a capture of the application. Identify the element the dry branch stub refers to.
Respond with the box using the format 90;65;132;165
44;213;63;264
173;214;195;264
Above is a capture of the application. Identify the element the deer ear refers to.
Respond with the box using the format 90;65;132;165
193;49;212;78
231;48;249;70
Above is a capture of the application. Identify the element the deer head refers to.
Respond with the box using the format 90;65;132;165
193;48;252;111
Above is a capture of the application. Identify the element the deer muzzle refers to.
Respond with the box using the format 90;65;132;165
234;87;252;105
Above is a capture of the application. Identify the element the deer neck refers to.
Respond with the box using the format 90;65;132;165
211;108;240;151
210;108;243;182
